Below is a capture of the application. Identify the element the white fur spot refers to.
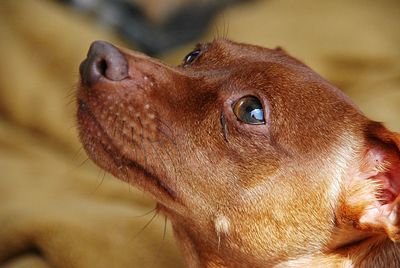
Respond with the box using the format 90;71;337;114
214;215;230;236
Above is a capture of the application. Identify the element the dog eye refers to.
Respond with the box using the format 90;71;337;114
233;96;265;125
183;49;201;65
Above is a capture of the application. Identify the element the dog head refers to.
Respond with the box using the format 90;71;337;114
77;39;400;266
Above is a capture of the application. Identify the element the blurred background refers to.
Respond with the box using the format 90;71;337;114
0;0;399;267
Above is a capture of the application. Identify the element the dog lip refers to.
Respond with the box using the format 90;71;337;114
77;100;177;201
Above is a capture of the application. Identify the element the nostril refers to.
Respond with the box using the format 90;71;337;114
96;59;108;77
80;40;129;85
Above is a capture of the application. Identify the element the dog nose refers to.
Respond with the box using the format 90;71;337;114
80;40;128;85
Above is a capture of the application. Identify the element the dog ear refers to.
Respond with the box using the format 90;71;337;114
338;122;400;242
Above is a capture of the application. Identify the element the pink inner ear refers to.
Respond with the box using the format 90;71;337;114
368;146;400;205
374;168;400;204
357;125;400;239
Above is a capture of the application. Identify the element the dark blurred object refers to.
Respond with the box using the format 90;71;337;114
60;0;249;55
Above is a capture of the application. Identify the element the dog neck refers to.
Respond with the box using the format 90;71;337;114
173;223;400;267
172;222;238;268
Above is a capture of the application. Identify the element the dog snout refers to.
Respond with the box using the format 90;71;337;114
79;40;128;86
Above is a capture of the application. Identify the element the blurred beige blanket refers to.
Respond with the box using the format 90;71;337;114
0;1;182;267
0;0;399;267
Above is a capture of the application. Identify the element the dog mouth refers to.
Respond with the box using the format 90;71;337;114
77;99;177;201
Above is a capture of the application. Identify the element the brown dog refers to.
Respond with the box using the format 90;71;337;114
77;39;400;267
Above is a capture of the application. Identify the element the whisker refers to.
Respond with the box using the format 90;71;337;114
64;84;78;100
66;97;77;107
77;157;90;168
93;170;107;192
214;22;220;39
72;146;83;161
152;216;168;267
64;84;79;107
138;117;148;169
131;210;158;240
148;108;174;136
132;207;157;218
222;15;226;39
112;114;118;137
155;119;175;139
122;165;129;180
131;126;139;162
157;126;177;146
225;18;230;39
157;129;183;166
153;139;179;181
149;142;171;181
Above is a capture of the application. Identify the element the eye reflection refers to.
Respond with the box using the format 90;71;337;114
183;49;201;65
233;96;265;125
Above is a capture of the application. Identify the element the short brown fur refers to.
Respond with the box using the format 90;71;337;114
77;39;400;267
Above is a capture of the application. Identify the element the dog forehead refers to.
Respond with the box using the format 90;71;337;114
211;39;306;69
211;40;359;109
